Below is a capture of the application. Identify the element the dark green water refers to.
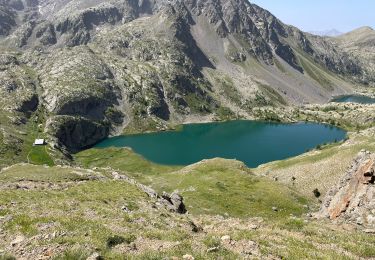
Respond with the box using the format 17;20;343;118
331;95;375;104
95;121;346;167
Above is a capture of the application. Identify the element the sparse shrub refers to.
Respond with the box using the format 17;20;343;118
216;181;228;191
107;235;126;248
106;234;136;248
0;255;16;260
53;249;89;260
282;218;305;231
203;236;221;248
313;188;321;198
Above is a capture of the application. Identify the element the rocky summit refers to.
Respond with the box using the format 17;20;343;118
0;0;374;153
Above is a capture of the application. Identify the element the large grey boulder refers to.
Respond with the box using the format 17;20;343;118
161;191;187;214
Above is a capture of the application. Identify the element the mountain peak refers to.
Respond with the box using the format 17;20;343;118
337;26;375;41
346;26;374;35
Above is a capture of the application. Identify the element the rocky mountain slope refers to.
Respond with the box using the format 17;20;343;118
329;26;375;85
0;0;374;154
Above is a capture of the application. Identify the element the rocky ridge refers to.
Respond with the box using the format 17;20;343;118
317;150;375;228
0;0;374;154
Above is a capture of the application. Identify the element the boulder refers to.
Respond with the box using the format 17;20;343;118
161;191;187;214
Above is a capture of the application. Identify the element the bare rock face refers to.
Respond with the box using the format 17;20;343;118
45;115;109;152
317;150;375;227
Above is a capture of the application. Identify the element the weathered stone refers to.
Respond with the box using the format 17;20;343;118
221;235;231;241
182;254;194;260
317;151;375;228
11;235;25;246
207;247;219;253
86;252;102;260
161;191;187;214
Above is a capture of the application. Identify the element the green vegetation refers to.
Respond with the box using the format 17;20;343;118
106;235;135;248
76;147;181;184
215;107;236;121
150;160;308;219
270;135;375;171
1;160;375;259
0;104;54;168
77;148;308;219
296;51;334;90
257;82;287;106
0;164;91;183
28;145;54;166
53;249;89;260
216;75;242;105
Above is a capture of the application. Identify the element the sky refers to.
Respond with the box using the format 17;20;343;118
250;0;375;33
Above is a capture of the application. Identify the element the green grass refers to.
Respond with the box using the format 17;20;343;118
296;52;334;91
28;145;54;166
0;175;149;247
1;162;375;259
76;149;309;219
0;106;54;168
0;164;88;183
53;250;89;260
153;159;309;219
269;135;375;170
75;147;181;184
257;82;287;106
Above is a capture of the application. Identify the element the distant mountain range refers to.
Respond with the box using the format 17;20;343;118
308;29;343;37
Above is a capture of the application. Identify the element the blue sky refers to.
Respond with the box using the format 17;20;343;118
250;0;375;33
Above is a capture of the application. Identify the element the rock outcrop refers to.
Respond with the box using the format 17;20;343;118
45;115;109;152
161;191;187;214
112;171;187;214
317;150;375;227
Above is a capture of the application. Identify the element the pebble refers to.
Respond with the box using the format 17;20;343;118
221;235;231;241
11;235;25;246
207;247;219;253
87;252;101;260
182;254;194;260
249;224;258;230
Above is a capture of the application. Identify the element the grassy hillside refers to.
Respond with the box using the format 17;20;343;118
76;150;308;219
254;129;375;199
1;157;375;259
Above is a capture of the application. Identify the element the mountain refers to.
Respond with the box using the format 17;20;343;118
309;29;343;37
328;26;375;87
0;0;374;154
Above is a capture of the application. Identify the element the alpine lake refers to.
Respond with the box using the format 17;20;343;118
331;94;375;104
95;120;347;168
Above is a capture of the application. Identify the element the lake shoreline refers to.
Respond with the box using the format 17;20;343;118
95;120;347;168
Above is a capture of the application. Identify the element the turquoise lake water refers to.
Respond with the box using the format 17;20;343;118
331;95;375;104
95;120;347;167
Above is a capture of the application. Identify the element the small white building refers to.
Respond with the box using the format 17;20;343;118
33;139;45;146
